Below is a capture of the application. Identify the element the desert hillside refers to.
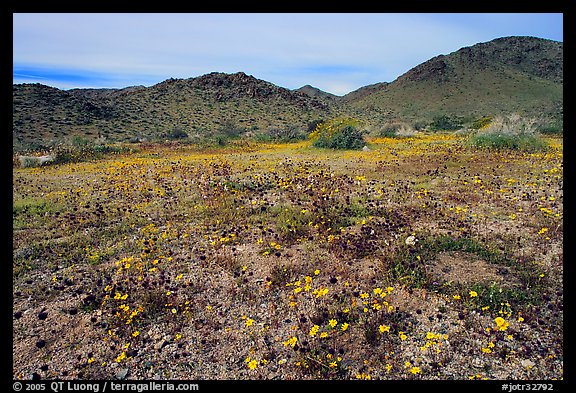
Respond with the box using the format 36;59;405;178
13;36;562;151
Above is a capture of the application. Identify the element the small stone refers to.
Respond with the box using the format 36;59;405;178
521;359;535;368
38;311;48;320
154;338;169;351
405;235;418;246
471;357;483;368
35;339;46;349
116;368;129;380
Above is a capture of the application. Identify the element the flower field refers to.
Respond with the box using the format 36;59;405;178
13;133;563;380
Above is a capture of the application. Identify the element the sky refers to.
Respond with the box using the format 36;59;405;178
13;13;563;96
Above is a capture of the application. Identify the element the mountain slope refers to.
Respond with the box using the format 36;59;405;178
343;36;563;126
294;85;339;101
13;72;334;149
12;36;563;150
12;84;117;149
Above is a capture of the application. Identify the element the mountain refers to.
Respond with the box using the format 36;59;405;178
341;82;388;102
343;36;563;127
13;72;335;150
12;84;118;149
12;36;563;150
294;85;339;101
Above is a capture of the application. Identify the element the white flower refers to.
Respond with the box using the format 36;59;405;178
405;235;417;246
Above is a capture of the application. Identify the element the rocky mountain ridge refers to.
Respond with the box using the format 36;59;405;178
13;36;563;150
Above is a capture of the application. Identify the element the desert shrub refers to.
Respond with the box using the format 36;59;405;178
470;116;493;130
51;145;91;164
71;135;93;148
471;133;546;151
469;114;547;152
218;120;246;139
378;123;400;138
536;122;563;135
33;139;133;165
412;120;428;131
322;126;366;149
167;127;188;140
206;120;248;146
310;118;366;150
429;115;463;131
257;126;307;142
307;119;324;133
378;122;415;138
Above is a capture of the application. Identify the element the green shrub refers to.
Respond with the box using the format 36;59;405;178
470;116;493;130
310;118;366;150
71;135;93;148
429;115;462;131
537;123;563;135
412;120;428;131
470;133;546;151
167;127;189;140
468;114;547;152
52;145;89;164
257;126;307;143
218;120;246;139
378;124;400;138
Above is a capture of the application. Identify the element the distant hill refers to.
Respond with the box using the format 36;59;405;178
12;36;562;150
294;85;339;101
13;84;118;149
343;36;563;127
13;72;334;150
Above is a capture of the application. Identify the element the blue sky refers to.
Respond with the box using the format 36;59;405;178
13;13;563;96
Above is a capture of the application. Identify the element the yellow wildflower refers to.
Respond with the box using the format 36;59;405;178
313;287;328;298
409;366;421;374
247;360;258;370
283;336;297;347
309;324;320;337
494;317;509;331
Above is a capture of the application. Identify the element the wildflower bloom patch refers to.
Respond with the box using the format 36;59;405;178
13;134;562;380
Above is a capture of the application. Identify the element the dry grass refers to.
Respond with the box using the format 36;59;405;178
13;133;563;380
